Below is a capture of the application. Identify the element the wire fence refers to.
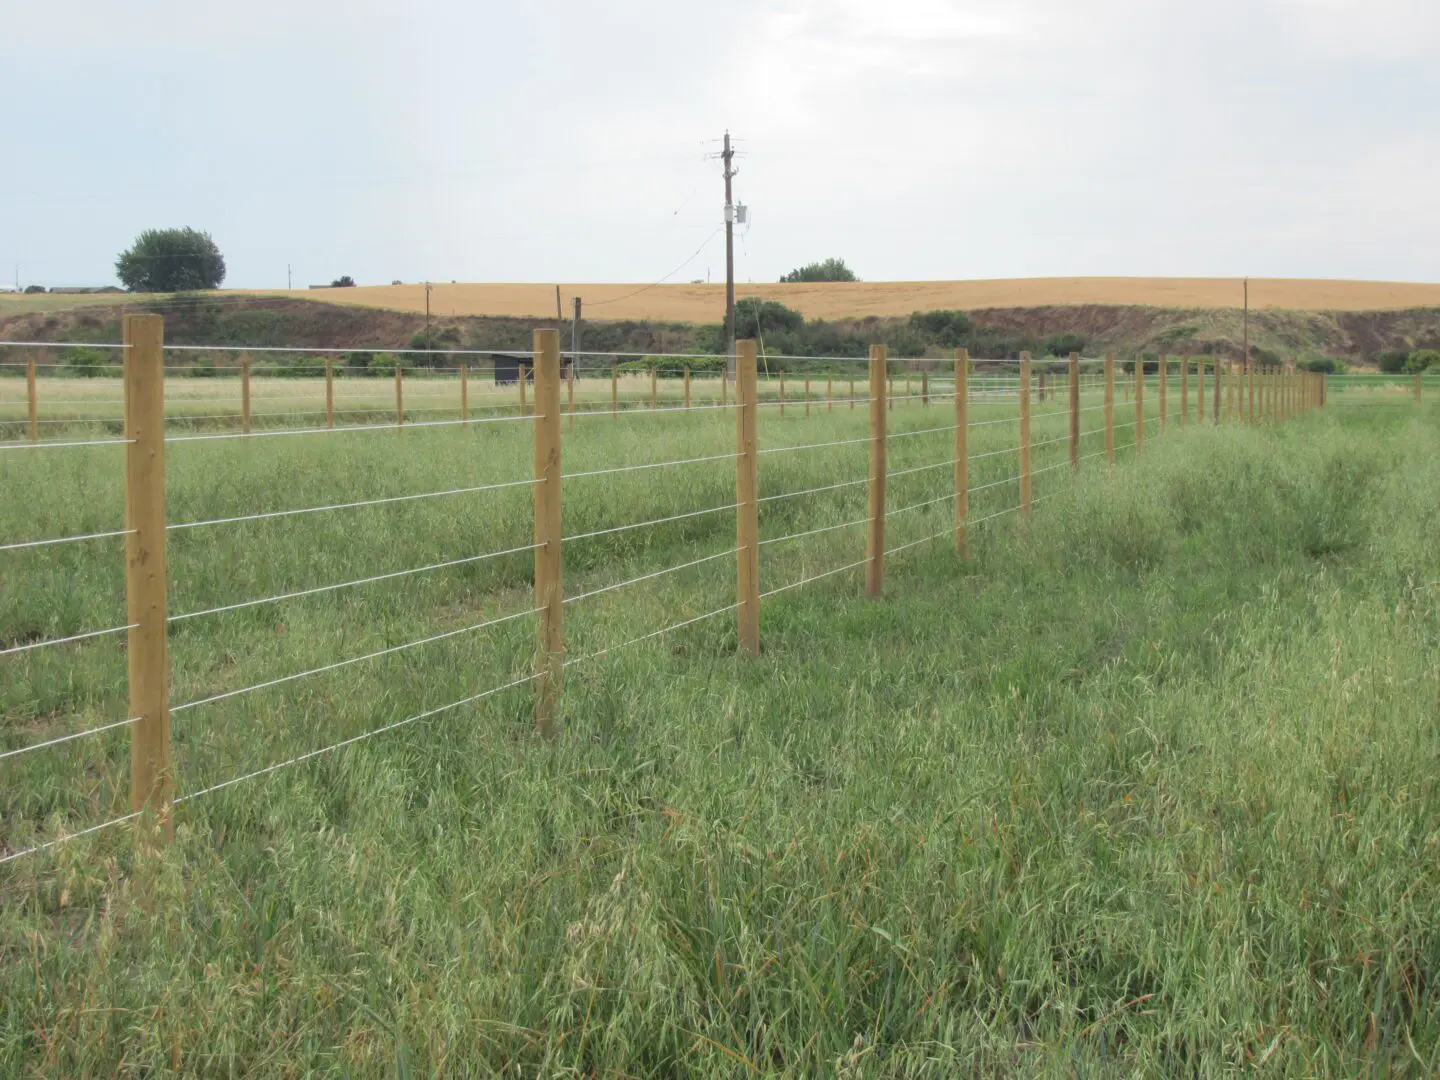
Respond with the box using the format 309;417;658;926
0;326;1331;866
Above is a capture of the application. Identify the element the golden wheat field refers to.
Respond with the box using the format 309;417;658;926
236;277;1440;322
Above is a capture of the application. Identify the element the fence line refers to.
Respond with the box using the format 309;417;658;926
0;321;1332;864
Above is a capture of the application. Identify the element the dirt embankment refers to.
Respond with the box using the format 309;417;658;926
4;296;1439;363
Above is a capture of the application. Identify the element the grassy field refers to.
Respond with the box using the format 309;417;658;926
1;380;1436;1075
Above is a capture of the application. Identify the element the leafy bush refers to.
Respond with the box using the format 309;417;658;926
366;353;410;377
115;227;225;291
60;347;113;377
23;285;46;295
735;298;803;336
1404;349;1440;374
1374;349;1410;374
780;258;857;283
1298;356;1341;374
1043;332;1088;357
330;276;356;288
909;310;972;346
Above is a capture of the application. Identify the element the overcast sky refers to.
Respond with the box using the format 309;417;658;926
3;0;1438;290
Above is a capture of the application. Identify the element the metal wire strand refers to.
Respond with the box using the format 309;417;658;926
0;528;133;554
170;542;540;623
758;475;869;504
1;623;136;658
563;503;739;545
164;412;536;444
759;515;870;548
168;477;539;532
757;434;871;456
0;436;134;453
0;716;140;762
170;607;539;714
563;450;738;481
563;547;740;606
760;556;870;599
175;673;539;805
0;811;142;867
563;603;740;669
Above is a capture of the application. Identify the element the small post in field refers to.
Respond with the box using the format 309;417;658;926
888;376;894;413
1158;354;1167;430
123;314;172;843
850;378;856;409
1248;361;1256;427
1104;352;1116;463
827;373;833;412
735;340;760;658
567;360;576;428
26;356;38;442
459;362;468;426
1020;352;1033;515
922;370;930;406
395;364;405;426
241;355;252;434
611;362;619;418
326;359;336;429
779;369;786;418
955;348;970;554
867;345;888;598
1197;357;1206;424
906;374;912;405
684;365;691;411
519;362;527;415
721;366;728;407
1135;355;1144;456
1212;349;1222;425
1068;351;1080;470
805;376;811;418
532;329;563;737
1180;354;1189;427
650;364;657;411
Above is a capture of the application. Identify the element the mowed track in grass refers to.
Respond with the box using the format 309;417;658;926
1;384;1437;1074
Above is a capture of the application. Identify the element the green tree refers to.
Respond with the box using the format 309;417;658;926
1405;349;1440;373
115;228;226;292
780;258;858;283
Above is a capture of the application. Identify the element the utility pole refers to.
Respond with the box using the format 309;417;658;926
722;131;737;367
424;282;433;352
572;295;582;379
556;285;563;322
287;264;292;291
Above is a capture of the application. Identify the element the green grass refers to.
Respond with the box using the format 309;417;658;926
1;385;1437;1076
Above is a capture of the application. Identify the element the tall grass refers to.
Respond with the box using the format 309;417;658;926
1;393;1436;1074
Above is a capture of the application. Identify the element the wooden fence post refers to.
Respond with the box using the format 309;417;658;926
779;369;786;418
123;314;172;842
1020;352;1033;514
827;373;833;412
1135;355;1144;457
242;356;252;434
326;359;336;429
1158;354;1167;430
458;362;468;427
519;362;528;415
1069;351;1080;469
956;348;970;554
850;378;856;410
568;360;576;428
611;362;619;418
888;376;894;413
735;340;760;657
684;365;691;411
922;370;930;406
532;329;563;737
805;376;811;419
1198;357;1206;424
26;356;38;443
1104;353;1116;463
395;364;405;426
650;364;657;411
867;345;888;598
1180;354;1189;427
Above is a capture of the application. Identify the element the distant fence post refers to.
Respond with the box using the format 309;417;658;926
650;364;657;411
735;340;760;657
611;362;619;418
1248;361;1256;427
395;364;405;427
1158;354;1167;430
532;329;563;737
888;376;894;414
721;365;728;407
326;359;336;429
1180;354;1189;426
1212;350;1222;426
459;362;468;427
1135;355;1144;456
827;373;834;412
779;369;787;418
123;314;172;844
922;370;930;407
1197;356;1206;425
1068;351;1080;469
242;356;252;434
684;365;692;411
568;360;576;428
866;345;888;598
1104;353;1116;463
850;378;856;410
955;347;969;554
1020;352;1033;514
805;376;811;418
26;356;38;443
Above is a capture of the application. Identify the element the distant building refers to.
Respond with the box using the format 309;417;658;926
489;353;573;385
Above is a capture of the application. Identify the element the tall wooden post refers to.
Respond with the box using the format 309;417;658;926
805;376;811;418
1135;356;1144;456
395;364;404;426
721;366;728;407
955;348;970;554
922;370;930;406
241;356;252;434
850;378;856;409
567;360;576;428
532;330;563;737
1212;347;1222;425
459;362;468;427
1104;353;1116;463
888;376;894;413
26;357;38;443
827;373;833;412
1068;351;1080;469
1180;355;1189;427
735;341;760;657
1019;353;1033;514
1249;360;1256;427
325;359;336;429
1198;357;1206;424
866;345;888;598
611;362;619;418
123;314;171;841
650;364;658;410
1158;354;1167;430
683;365;691;411
779;369;786;418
